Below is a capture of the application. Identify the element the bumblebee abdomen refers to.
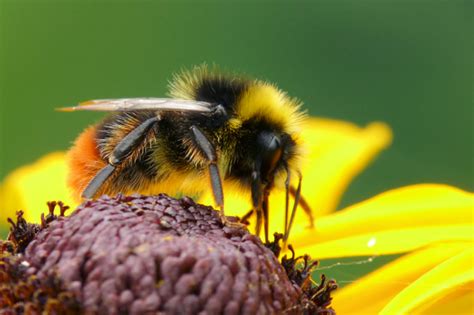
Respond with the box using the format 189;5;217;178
68;110;212;199
67;125;107;200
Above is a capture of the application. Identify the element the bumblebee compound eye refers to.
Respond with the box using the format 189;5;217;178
257;131;283;183
0;194;337;314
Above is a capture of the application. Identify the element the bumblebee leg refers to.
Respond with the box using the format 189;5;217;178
255;208;263;237
82;164;115;199
262;188;270;243
108;116;161;166
190;125;223;205
209;163;224;210
284;164;291;241
290;186;314;228
251;169;264;237
81;116;160;199
190;125;242;228
283;172;302;243
239;209;254;225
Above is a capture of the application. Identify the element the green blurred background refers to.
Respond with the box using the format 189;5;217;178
0;0;472;285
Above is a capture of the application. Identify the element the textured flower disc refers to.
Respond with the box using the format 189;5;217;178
18;194;315;315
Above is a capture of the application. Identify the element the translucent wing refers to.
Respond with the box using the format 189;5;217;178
58;98;212;112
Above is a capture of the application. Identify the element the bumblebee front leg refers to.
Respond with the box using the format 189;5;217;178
82;116;160;199
290;186;314;228
251;169;271;243
283;172;302;243
190;125;241;228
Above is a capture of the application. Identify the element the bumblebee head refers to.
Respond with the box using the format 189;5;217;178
248;126;302;243
256;130;296;187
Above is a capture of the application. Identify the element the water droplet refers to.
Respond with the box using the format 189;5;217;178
367;237;377;248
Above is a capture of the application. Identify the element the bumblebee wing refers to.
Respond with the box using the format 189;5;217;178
57;98;212;112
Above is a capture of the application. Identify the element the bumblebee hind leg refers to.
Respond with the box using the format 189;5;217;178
82;116;160;199
82;164;115;198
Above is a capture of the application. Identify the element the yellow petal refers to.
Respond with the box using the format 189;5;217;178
332;242;472;314
290;184;474;256
419;283;474;315
199;117;392;232
298;118;392;215
298;225;473;259
0;152;77;227
380;247;474;314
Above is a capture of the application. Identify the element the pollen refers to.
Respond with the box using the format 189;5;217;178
228;117;243;130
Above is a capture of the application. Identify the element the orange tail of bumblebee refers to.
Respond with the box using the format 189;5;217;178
66;126;106;201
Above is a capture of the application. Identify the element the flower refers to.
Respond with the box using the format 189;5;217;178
1;194;336;314
294;184;474;314
1;116;473;313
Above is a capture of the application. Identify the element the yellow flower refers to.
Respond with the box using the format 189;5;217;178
0;152;77;224
1;117;473;313
298;184;474;314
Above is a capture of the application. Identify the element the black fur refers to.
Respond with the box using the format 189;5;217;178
195;77;248;112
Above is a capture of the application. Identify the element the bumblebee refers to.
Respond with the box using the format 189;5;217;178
62;65;311;242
